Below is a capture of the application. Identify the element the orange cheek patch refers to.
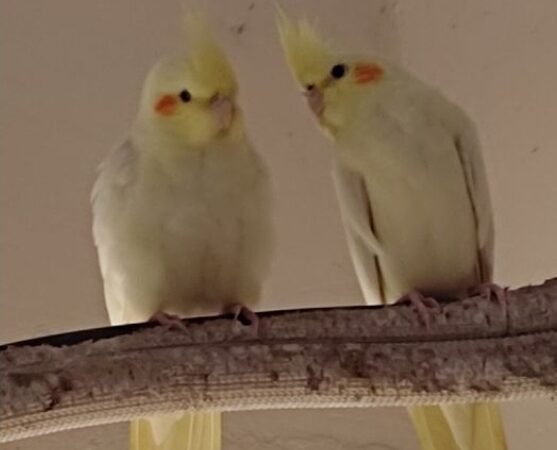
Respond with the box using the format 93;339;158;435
155;95;178;116
354;63;384;84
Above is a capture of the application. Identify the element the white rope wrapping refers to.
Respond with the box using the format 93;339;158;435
1;279;556;443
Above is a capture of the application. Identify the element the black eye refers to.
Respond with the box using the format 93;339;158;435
306;84;315;91
179;89;191;103
330;64;347;79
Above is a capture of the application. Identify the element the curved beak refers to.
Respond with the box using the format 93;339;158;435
210;94;235;132
304;87;324;117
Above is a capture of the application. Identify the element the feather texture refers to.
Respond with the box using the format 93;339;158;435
331;78;505;450
92;137;272;325
130;413;221;450
276;6;335;88
182;13;238;98
332;79;487;302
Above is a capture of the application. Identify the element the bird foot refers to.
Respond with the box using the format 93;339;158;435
396;290;441;329
224;303;259;332
468;282;508;313
148;312;187;332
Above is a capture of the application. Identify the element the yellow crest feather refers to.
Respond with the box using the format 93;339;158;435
183;12;237;94
275;6;335;87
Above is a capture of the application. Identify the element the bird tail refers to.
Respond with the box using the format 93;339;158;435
130;412;221;450
408;403;507;450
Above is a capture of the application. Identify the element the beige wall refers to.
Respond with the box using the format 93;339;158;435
2;0;556;448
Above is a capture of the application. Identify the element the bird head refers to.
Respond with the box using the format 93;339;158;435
276;8;386;137
138;14;243;148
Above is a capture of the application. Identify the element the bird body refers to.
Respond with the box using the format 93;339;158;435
93;131;271;325
277;11;505;450
331;74;485;302
92;14;272;450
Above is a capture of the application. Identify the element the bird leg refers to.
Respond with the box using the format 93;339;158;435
395;290;441;329
224;303;259;332
468;282;508;313
148;312;188;332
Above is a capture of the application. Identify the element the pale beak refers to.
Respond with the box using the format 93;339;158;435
304;87;324;117
210;94;235;131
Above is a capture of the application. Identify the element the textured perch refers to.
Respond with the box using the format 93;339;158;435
1;279;557;443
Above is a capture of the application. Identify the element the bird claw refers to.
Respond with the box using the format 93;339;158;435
468;282;508;313
224;303;259;332
148;312;188;332
396;290;441;329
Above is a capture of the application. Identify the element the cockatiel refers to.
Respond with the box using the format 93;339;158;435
277;10;506;450
92;14;273;450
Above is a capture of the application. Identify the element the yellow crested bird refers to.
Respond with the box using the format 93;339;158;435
276;9;506;450
92;14;273;450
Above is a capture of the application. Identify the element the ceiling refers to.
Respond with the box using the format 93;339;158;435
2;0;556;448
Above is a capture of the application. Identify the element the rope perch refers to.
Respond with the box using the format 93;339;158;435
1;279;557;443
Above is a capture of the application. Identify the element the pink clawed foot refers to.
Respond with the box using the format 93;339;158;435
396;290;441;329
149;312;188;332
469;282;509;313
225;303;259;332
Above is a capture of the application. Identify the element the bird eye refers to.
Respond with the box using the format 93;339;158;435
330;64;347;79
179;89;191;103
306;84;315;91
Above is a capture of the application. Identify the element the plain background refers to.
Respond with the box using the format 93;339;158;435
1;0;556;448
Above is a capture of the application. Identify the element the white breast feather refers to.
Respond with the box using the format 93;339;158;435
92;139;272;325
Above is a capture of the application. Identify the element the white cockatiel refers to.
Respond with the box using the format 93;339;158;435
92;14;273;450
277;10;506;450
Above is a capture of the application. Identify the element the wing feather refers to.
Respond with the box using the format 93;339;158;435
91;139;138;324
332;162;386;305
452;114;495;283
